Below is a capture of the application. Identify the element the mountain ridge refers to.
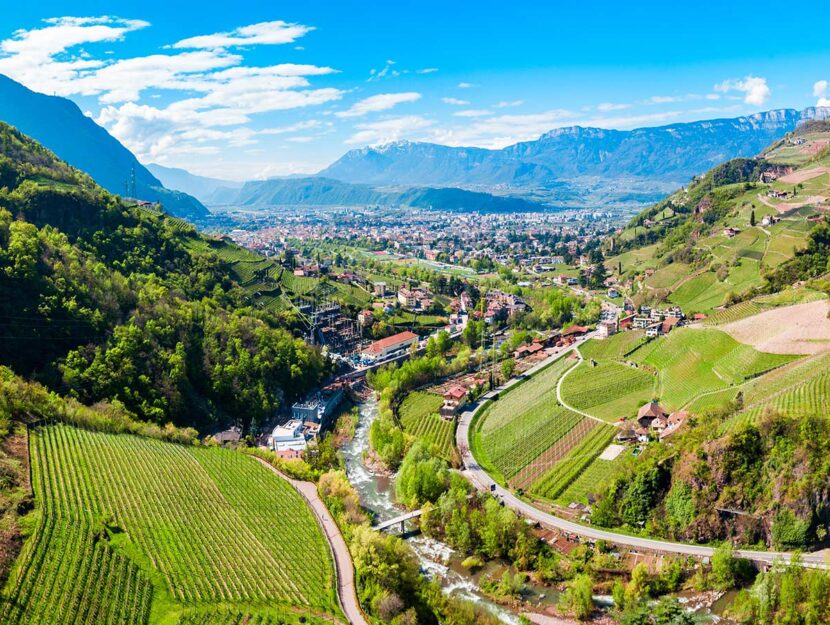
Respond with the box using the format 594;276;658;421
211;175;551;212
0;74;209;220
320;108;830;192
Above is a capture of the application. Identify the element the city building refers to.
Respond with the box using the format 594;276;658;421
360;331;419;362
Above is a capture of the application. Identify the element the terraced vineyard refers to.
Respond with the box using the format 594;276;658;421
703;288;827;326
530;424;617;502
630;328;798;409
473;355;595;489
399;391;455;460
1;425;342;625
559;359;654;422
579;331;648;362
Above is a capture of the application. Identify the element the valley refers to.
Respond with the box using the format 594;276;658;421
2;28;830;625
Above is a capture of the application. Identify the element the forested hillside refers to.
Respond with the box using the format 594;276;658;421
0;121;329;431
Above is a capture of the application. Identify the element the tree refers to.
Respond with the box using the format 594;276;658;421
501;358;516;381
750;209;756;227
559;573;594;620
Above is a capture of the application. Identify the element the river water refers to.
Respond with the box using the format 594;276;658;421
342;397;532;624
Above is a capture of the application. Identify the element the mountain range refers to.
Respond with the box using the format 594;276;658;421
0;75;209;220
320;108;830;189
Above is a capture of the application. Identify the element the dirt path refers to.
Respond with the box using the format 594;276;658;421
255;458;369;625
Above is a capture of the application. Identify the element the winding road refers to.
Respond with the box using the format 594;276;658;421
255;459;370;625
455;344;829;568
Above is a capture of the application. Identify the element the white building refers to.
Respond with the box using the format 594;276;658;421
270;420;307;454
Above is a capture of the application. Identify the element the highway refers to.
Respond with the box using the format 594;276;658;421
455;341;829;568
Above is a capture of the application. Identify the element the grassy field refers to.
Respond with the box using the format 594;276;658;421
1;425;341;625
398;391;455;460
559;360;655;422
630;328;799;410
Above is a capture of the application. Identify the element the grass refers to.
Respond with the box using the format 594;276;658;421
559;360;655;422
398;391;455;460
1;425;342;625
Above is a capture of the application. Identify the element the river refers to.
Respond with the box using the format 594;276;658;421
342;396;560;624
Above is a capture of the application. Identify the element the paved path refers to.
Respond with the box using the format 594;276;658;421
255;459;370;625
456;351;829;568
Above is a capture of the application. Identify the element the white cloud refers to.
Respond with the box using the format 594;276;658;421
335;92;421;118
345;115;433;145
494;100;523;108
597;102;630;112
441;97;470;106
453;109;492;118
714;76;771;106
367;59;399;82
814;80;830;105
0;16;344;165
416;67;438;74
172;20;313;49
457;82;476;89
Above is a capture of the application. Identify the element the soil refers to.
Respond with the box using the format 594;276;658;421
719;300;830;355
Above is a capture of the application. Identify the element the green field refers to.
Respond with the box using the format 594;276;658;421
560;360;655;422
399;391;455;460
530;424;617;502
703;288;827;326
1;425;341;625
554;453;628;506
630;328;799;410
474;357;591;483
579;331;648;362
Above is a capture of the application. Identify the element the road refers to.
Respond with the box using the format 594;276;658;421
455;346;829;568
255;459;370;625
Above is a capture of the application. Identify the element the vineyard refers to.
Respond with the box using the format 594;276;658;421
579;331;648;362
398;392;455;460
559;360;654;422
530;424;617;502
703;288;827;326
630;328;798;409
472;355;607;492
1;425;342;625
554;454;627;506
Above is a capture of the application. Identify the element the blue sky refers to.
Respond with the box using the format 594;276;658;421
1;1;829;180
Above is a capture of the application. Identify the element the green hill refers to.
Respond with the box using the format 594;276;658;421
607;124;830;314
0;121;328;431
0;74;209;221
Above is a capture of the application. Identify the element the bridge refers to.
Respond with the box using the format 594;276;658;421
373;509;423;534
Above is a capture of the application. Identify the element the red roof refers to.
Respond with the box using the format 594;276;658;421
363;331;418;354
562;325;589;336
444;386;467;400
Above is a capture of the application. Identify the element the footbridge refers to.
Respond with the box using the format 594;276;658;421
374;509;423;533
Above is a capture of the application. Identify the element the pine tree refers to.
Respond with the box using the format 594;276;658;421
750;209;756;227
